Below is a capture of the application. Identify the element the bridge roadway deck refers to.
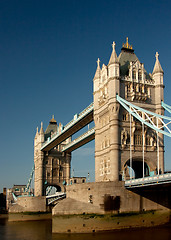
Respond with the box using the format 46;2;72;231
125;173;171;188
41;103;94;152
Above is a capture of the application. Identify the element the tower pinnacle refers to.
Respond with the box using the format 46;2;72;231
112;41;116;50
40;121;44;134
152;51;163;75
97;58;100;68
108;41;118;65
155;52;159;60
94;58;101;80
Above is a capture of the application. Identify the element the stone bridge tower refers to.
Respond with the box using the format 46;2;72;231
34;116;71;196
93;38;164;181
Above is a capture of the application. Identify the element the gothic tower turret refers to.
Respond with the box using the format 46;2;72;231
108;41;119;79
34;122;44;196
94;38;165;181
153;52;164;173
153;52;164;106
93;41;120;182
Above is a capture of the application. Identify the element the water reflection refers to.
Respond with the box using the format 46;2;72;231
0;216;170;240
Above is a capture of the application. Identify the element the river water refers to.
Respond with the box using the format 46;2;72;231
0;216;170;240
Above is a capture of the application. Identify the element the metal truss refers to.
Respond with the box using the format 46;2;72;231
25;165;34;193
46;186;53;195
161;101;171;114
116;95;171;138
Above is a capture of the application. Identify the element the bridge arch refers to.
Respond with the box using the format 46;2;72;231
44;183;65;196
123;157;152;180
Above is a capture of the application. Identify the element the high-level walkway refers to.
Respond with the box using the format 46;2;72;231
41;103;94;151
61;127;95;152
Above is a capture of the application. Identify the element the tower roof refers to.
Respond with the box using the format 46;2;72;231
108;41;119;65
44;115;57;141
152;52;163;75
118;38;138;76
118;38;151;81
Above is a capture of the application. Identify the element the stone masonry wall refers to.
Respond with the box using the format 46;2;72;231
9;196;46;213
65;181;168;214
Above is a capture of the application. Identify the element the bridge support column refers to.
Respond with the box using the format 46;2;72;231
109;111;120;181
34;123;44;197
34;151;44;196
65;152;71;185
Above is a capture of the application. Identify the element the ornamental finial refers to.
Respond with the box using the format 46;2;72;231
122;37;133;50
97;58;100;67
112;41;116;50
155;52;159;60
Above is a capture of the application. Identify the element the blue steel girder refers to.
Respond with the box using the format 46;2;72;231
46;186;53;196
25;165;34;193
161;101;171;114
116;95;171;138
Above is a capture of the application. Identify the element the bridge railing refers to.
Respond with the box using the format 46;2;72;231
46;192;66;205
125;173;171;188
64;102;94;130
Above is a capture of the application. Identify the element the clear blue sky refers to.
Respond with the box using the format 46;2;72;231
1;0;171;192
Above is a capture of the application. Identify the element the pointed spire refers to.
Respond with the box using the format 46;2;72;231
108;41;118;65
39;121;44;134
35;127;39;138
152;52;163;75
97;58;100;68
94;58;101;80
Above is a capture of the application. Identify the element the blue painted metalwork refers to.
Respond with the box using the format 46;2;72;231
25;165;34;193
161;101;171;114
116;95;171;137
46;186;53;195
12;193;18;202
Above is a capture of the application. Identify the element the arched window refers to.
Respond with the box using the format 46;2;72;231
146;135;151;146
134;130;142;145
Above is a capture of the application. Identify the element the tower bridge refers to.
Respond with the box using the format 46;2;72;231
33;38;171;198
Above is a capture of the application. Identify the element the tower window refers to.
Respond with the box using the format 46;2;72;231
134;130;142;145
132;70;136;80
123;113;127;121
138;70;142;81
